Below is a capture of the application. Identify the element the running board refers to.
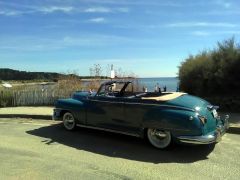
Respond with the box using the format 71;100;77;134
76;124;141;137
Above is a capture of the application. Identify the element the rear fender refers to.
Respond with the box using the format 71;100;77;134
142;107;201;137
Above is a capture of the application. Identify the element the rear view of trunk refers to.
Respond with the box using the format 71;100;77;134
166;94;220;135
199;105;219;134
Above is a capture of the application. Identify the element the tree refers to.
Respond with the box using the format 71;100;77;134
178;37;240;97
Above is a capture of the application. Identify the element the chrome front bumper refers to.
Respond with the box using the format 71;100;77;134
178;115;229;144
52;108;62;121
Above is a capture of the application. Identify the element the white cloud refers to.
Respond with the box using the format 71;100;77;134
223;2;231;8
166;22;237;28
191;31;210;36
215;0;232;8
88;17;106;23
0;6;74;16
116;21;238;30
39;6;74;13
0;10;22;16
116;7;129;13
75;0;181;7
84;7;112;13
221;30;240;34
0;34;132;52
84;7;129;13
198;10;240;16
191;30;240;36
0;1;129;16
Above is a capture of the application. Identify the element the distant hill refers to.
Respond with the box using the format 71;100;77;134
0;68;109;81
0;68;63;81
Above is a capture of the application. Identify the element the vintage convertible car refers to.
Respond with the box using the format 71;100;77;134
53;81;229;149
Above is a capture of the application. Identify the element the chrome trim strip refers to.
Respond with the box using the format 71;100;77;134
90;99;124;104
76;124;140;137
89;99;195;112
178;134;217;144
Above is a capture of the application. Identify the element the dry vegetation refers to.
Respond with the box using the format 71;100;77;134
0;64;140;107
56;74;83;96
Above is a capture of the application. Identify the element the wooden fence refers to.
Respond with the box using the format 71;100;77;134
0;89;73;107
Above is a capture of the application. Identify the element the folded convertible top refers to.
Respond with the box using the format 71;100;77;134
141;92;186;101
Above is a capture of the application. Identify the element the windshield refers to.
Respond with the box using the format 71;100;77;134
97;82;126;97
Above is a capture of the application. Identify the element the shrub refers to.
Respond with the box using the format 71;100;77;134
0;90;14;107
178;38;240;111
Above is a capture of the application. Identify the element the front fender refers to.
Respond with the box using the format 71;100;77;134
55;98;86;124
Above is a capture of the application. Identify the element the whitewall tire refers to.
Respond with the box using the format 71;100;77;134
147;128;172;149
63;112;76;131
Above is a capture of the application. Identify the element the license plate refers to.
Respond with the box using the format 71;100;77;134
212;109;218;118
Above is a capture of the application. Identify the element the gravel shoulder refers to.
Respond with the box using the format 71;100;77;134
0;106;53;115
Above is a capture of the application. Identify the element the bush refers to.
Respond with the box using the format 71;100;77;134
56;74;84;96
0;91;14;107
178;38;240;111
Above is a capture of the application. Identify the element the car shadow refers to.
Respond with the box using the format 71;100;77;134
228;126;240;135
26;124;215;164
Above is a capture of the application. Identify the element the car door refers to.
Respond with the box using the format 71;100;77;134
86;95;126;131
122;98;151;134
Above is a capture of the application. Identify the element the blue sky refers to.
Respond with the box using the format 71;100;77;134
0;0;240;77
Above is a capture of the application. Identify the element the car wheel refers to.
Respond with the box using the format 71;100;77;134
147;128;172;149
63;112;76;131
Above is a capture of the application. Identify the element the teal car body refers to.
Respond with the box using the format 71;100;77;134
53;81;229;148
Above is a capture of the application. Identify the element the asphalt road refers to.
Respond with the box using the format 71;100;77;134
0;118;240;180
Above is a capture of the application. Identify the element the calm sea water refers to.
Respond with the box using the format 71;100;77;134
138;77;179;92
39;77;179;92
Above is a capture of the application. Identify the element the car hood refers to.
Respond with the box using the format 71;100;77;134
72;91;96;101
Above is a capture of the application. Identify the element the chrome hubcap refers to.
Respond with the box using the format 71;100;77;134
148;129;171;149
63;113;75;130
151;130;168;138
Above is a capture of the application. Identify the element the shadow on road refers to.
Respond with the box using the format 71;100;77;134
27;124;215;164
0;114;52;120
228;127;240;135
